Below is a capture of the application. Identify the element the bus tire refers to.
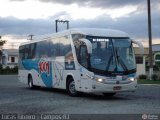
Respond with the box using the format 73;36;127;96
67;77;78;97
28;75;35;89
103;93;116;97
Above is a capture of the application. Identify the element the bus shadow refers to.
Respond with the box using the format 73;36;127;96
81;93;131;101
24;87;132;101
24;86;68;96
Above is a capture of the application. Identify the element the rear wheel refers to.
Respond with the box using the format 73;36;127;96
103;93;116;97
28;76;35;89
67;77;78;97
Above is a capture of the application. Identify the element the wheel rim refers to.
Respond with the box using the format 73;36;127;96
69;81;76;94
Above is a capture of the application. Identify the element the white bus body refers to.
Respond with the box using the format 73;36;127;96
18;28;143;96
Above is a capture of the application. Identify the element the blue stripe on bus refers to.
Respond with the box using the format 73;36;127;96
22;59;53;88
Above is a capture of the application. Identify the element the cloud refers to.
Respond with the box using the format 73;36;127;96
2;0;160;41
0;16;53;35
38;0;143;8
10;0;25;1
0;7;159;40
9;0;158;9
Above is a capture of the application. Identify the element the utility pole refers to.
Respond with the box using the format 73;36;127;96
147;0;153;80
55;19;69;32
55;20;58;33
66;20;69;29
28;34;34;40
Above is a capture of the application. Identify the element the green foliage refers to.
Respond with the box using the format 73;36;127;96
0;66;18;74
0;39;7;65
151;74;159;81
139;74;147;79
0;64;2;69
0;39;6;46
146;65;160;71
138;79;160;84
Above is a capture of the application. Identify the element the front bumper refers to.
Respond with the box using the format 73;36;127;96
90;80;137;93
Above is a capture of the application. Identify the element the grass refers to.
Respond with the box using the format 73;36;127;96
138;79;160;84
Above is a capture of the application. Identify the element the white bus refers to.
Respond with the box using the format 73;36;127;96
18;28;143;96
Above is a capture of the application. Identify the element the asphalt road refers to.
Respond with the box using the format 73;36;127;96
0;75;160;119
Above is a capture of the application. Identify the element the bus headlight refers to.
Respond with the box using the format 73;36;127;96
97;78;103;82
128;77;135;81
95;77;104;83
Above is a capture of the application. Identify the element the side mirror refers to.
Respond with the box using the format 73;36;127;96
132;40;144;54
79;38;92;54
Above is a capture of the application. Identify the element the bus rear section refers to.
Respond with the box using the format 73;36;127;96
18;35;75;91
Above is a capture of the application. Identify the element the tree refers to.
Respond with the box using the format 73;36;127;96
0;36;7;65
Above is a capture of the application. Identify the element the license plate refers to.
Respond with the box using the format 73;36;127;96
113;86;122;90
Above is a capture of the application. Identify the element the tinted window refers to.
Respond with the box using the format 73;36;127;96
79;45;88;68
24;45;29;59
19;36;72;60
59;36;72;56
19;45;25;60
36;40;50;58
28;43;36;59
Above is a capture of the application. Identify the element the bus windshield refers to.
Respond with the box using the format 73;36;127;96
86;36;136;75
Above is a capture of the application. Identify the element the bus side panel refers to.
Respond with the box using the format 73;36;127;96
29;69;46;87
20;58;53;88
18;70;29;84
52;58;64;89
18;58;28;85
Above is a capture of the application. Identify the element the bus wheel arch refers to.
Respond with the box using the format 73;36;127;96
66;75;78;97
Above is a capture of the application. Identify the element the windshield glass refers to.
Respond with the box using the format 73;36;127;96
86;36;136;75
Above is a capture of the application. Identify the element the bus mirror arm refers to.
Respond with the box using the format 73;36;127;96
79;39;92;54
132;40;144;55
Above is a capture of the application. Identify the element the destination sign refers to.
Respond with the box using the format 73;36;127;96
93;38;109;42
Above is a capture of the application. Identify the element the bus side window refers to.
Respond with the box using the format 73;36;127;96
36;41;48;58
79;45;88;68
30;43;36;59
50;38;59;57
28;43;36;59
25;45;29;59
19;45;25;60
58;36;72;57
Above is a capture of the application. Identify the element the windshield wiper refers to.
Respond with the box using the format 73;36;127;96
106;55;114;71
115;48;128;71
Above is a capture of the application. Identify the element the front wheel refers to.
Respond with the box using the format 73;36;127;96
103;93;116;97
67;77;79;97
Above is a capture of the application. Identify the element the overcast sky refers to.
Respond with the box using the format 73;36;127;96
0;0;159;48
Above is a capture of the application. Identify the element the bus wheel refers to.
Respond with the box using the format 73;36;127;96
67;77;78;97
28;76;35;89
103;93;116;97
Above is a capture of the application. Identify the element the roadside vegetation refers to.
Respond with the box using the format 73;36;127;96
0;65;18;75
138;74;160;84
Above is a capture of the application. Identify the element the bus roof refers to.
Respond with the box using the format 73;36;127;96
20;28;129;46
70;28;129;37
